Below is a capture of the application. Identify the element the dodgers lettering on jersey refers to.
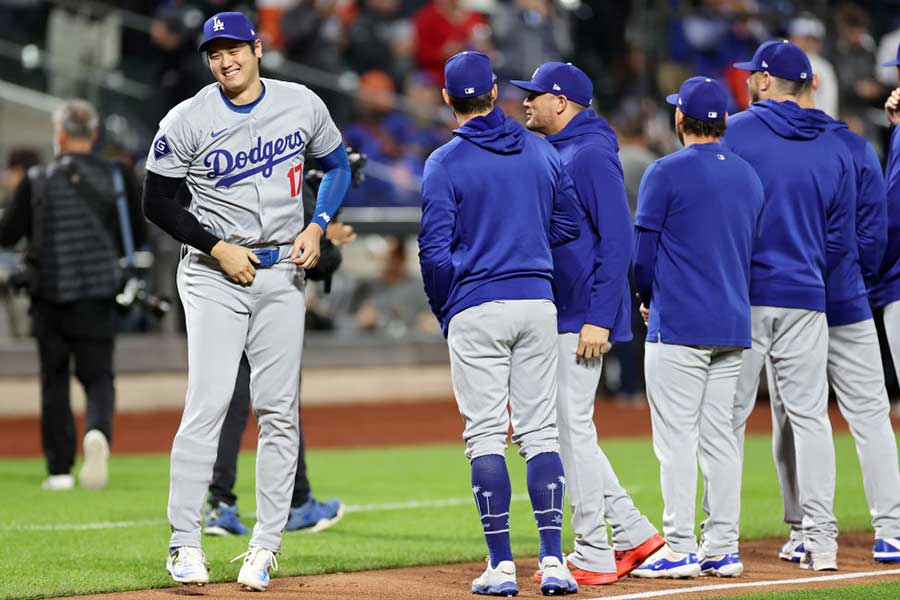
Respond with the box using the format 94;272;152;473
145;79;342;247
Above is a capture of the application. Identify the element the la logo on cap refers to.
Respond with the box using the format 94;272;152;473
761;60;768;68
213;16;225;31
552;84;561;91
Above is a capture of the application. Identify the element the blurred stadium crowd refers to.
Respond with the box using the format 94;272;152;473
2;0;900;400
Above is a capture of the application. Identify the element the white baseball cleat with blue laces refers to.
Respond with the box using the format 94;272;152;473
631;544;700;579
471;558;519;596
234;546;279;591
873;538;900;563
699;552;744;577
166;546;209;585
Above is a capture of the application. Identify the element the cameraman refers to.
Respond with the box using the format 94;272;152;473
0;100;146;491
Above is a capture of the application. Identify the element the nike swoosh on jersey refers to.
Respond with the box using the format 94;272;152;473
210;128;228;138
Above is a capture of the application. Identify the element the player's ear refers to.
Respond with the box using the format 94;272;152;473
253;39;263;59
811;73;819;92
489;84;498;103
441;88;452;108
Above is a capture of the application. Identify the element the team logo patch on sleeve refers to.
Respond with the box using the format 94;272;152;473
153;135;172;160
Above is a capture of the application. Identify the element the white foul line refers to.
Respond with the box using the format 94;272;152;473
1;493;532;532
584;568;900;600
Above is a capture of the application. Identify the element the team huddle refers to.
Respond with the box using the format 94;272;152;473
419;39;900;597
144;8;900;596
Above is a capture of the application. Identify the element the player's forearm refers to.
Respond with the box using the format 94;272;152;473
310;146;351;231
633;226;659;303
142;172;221;255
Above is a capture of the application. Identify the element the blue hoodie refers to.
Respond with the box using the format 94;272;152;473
723;100;856;311
823;119;887;325
418;107;580;335
870;125;900;307
544;110;633;340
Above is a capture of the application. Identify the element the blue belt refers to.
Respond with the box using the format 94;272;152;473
252;248;280;268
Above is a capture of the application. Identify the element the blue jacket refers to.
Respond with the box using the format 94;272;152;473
544;110;633;341
823;119;887;325
870;126;900;307
723;100;856;312
418;107;580;335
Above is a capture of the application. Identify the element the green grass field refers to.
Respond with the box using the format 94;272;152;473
0;432;893;600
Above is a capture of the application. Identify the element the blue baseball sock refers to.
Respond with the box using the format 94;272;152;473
527;452;565;562
471;454;513;568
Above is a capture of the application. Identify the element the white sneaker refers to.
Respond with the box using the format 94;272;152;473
471;558;518;596
79;430;109;490
632;544;701;579
538;556;578;596
779;538;805;562
234;546;279;591
41;474;74;491
800;550;837;571
166;546;209;585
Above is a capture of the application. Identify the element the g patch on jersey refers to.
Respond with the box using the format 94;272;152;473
153;135;172;160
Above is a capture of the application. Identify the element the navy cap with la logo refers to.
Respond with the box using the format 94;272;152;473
199;12;258;52
733;40;813;83
665;76;728;123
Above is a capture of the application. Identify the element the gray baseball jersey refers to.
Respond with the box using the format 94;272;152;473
146;78;342;247
152;79;341;554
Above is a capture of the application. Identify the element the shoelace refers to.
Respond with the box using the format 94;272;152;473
176;547;208;568
231;547;279;572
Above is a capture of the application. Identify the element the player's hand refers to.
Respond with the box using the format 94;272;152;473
577;324;610;361
640;303;650;325
326;222;357;247
211;241;259;285
886;88;900;126
291;224;324;269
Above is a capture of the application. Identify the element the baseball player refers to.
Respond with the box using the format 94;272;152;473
141;12;350;590
723;40;856;571
769;77;900;564
418;50;580;596
510;61;664;585
629;77;764;579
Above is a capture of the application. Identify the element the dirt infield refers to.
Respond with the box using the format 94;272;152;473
0;399;877;457
55;533;900;600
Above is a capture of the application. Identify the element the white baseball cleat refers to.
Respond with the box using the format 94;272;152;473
41;474;74;491
471;558;519;596
538;555;578;596
234;546;279;591
79;430;109;490
631;544;701;579
800;550;837;571
166;546;209;585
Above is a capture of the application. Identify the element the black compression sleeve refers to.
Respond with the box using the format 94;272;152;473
142;172;220;255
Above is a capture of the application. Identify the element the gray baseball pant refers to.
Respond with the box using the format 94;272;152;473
770;318;900;540
883;300;900;383
447;300;560;461
168;251;305;552
645;341;743;555
731;306;837;553
556;333;658;572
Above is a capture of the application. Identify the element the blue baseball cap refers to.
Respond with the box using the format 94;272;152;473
733;40;812;82
199;12;257;52
883;41;900;67
666;76;728;122
509;62;593;107
444;51;497;98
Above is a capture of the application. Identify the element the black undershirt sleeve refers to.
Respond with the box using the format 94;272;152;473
142;172;220;255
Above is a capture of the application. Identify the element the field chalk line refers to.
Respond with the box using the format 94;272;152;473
583;568;900;600
1;493;535;531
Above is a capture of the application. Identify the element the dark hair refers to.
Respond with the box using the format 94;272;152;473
448;90;494;116
772;76;813;97
681;113;726;138
7;147;41;170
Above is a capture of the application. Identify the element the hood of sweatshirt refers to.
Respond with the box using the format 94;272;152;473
453;107;525;154
747;99;831;140
545;109;619;152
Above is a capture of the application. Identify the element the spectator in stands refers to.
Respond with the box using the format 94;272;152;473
281;0;347;74
354;235;434;335
413;0;488;86
490;0;571;81
790;14;839;119
0;101;146;491
830;3;882;125
149;5;210;126
345;0;415;85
